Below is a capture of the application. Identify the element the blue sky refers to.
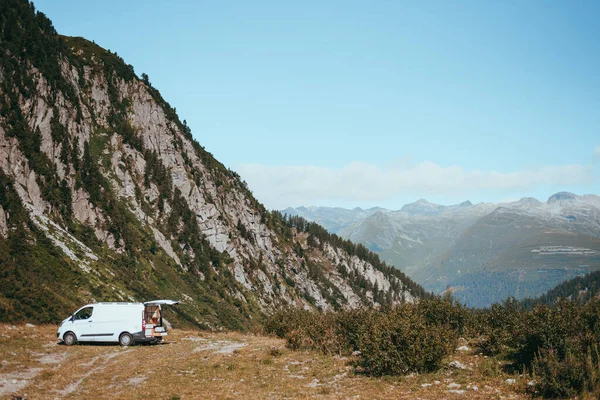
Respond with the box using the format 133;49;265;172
36;0;600;209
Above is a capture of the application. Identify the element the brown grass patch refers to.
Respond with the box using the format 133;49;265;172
0;324;526;399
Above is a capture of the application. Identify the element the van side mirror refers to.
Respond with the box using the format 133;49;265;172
69;315;74;322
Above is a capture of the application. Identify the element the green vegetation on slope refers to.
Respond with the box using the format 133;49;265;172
278;212;431;300
522;269;600;309
0;170;85;321
0;0;259;329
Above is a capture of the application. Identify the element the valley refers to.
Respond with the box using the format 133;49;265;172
1;1;600;398
284;193;600;306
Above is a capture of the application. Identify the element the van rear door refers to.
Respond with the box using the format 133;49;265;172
143;300;179;340
143;300;180;306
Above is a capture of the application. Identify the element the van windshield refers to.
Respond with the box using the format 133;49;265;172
74;306;93;320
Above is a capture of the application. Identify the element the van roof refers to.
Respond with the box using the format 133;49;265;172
80;300;179;308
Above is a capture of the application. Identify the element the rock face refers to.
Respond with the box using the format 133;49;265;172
0;205;7;238
0;0;421;327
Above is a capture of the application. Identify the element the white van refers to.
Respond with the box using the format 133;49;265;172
57;300;179;346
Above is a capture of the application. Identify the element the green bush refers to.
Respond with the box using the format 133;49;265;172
265;300;459;376
334;308;376;353
531;348;591;398
472;298;600;397
417;296;472;336
474;297;525;356
513;301;581;370
265;308;348;355
354;306;457;376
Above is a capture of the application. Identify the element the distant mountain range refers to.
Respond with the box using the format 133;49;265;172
282;192;600;307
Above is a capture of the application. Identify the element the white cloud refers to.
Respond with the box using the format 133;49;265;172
237;161;595;209
594;145;600;160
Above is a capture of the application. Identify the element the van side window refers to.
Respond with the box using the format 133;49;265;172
74;306;93;320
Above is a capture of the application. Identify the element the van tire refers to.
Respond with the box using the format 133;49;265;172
63;332;77;346
119;332;133;347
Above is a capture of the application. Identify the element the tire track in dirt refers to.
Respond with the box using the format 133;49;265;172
55;349;132;397
0;342;70;397
0;367;43;396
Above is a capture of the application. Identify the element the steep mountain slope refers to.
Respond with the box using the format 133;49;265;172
521;268;600;308
284;194;600;307
0;0;424;328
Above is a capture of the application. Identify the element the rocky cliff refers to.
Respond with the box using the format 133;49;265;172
0;0;424;328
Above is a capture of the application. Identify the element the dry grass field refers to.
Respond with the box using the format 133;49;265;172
0;324;527;399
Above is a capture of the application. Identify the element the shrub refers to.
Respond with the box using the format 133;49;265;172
484;299;600;397
474;297;525;356
265;297;600;394
354;305;457;376
513;301;581;370
264;308;319;342
417;296;472;336
532;349;588;398
264;308;340;353
334;308;375;353
265;301;458;376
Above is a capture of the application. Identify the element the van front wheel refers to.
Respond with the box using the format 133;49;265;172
119;333;133;347
63;332;77;346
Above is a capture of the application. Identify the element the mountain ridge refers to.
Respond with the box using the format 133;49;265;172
0;0;425;327
283;192;600;307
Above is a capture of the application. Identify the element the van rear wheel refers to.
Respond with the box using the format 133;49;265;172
63;332;77;346
119;332;133;347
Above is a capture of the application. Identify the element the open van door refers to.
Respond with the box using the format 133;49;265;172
142;300;179;341
143;300;179;306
